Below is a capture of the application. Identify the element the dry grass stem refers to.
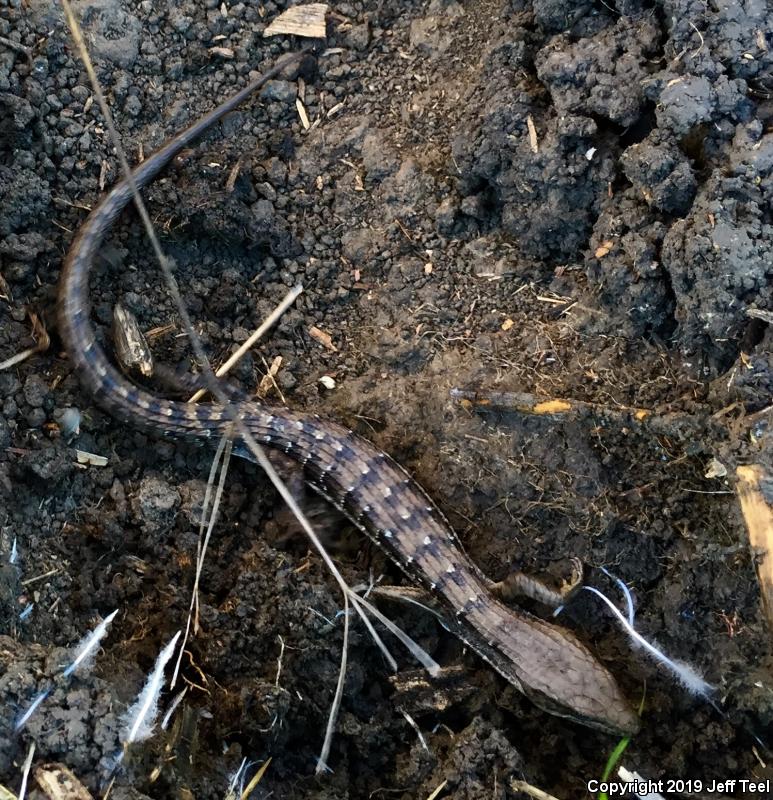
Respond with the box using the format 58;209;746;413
509;779;561;800
316;591;349;774
188;284;302;402
240;758;272;799
0;313;50;372
17;742;35;800
171;432;232;689
425;780;448;800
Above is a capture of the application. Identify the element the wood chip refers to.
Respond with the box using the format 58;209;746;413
736;465;773;630
526;114;539;154
35;763;93;800
209;46;234;59
705;457;728;479
747;308;773;324
296;98;310;130
263;3;328;38
501;318;514;331
225;157;243;193
75;450;108;467
257;355;283;398
309;325;337;351
594;240;614;258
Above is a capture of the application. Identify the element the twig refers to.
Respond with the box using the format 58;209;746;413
258;354;286;404
0;312;50;371
188;284;303;402
316;591;349;774
171;433;232;689
20;568;59;586
240;758;272;799
509;779;561;800
193;436;233;633
736;465;773;630
451;387;709;437
17;741;35;800
0;35;32;61
275;634;285;686
401;710;429;752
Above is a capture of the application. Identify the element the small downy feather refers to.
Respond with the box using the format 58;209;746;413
63;609;119;678
122;631;181;746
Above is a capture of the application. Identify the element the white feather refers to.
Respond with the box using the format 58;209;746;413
122;631;181;745
63;609;118;678
584;586;713;696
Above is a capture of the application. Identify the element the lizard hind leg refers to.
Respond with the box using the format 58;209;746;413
488;557;584;610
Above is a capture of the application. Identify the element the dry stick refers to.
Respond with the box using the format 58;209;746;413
0;346;41;371
61;4;433;767
193;436;234;633
317;591;349;773
188;284;303;402
509;780;561;800
425;781;449;800
240;757;272;799
0;35;31;61
450;387;714;439
0;314;50;371
17;741;35;800
171;433;233;691
736;465;773;631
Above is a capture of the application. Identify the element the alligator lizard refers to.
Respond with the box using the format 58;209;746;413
57;50;639;737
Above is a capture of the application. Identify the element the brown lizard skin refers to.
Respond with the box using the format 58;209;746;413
57;50;640;737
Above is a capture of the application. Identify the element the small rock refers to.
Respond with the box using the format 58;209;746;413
0;415;11;448
278;370;297;390
133;475;181;526
346;23;370;50
0;232;47;261
435;196;459;235
260;80;296;104
23;375;49;409
123;94;142;117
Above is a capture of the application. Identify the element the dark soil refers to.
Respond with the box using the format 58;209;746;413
1;0;772;797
